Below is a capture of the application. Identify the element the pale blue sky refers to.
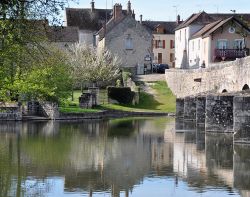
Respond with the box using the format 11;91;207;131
66;0;250;21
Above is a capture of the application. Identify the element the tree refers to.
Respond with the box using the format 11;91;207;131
0;0;75;101
15;44;73;102
68;43;121;88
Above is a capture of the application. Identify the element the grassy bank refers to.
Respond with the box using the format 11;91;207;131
60;81;176;113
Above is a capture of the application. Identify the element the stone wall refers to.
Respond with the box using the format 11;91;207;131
0;105;22;121
165;56;250;98
104;16;152;70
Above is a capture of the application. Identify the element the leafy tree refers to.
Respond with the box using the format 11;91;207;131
68;43;121;88
15;44;73;102
0;0;75;101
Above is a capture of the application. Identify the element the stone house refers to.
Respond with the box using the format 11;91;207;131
95;3;152;74
189;17;250;68
46;26;79;48
143;19;178;68
175;11;250;69
65;0;134;46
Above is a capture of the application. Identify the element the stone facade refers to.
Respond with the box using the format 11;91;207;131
166;56;250;98
97;16;152;73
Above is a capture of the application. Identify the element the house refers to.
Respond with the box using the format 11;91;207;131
46;26;79;48
175;11;250;69
143;18;179;68
65;0;134;46
95;3;152;74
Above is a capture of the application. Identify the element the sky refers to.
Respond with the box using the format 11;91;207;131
66;0;250;22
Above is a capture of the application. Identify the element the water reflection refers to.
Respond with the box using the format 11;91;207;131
0;118;249;196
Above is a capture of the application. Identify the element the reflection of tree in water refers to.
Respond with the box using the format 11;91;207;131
0;136;55;197
0;118;173;196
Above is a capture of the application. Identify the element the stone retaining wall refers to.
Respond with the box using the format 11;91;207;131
165;56;250;98
58;111;170;120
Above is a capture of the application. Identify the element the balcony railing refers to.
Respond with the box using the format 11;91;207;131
214;49;249;60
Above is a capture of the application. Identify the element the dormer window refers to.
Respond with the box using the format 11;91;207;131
125;34;133;50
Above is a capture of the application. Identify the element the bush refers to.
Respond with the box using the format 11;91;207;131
107;87;135;104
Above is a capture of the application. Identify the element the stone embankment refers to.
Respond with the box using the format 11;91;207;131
58;110;172;120
165;56;250;98
177;93;250;144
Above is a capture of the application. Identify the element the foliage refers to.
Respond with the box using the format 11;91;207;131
0;0;75;102
16;44;73;102
107;87;135;104
68;43;121;86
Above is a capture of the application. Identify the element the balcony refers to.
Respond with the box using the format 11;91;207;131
214;49;249;60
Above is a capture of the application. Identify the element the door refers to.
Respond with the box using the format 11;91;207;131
158;53;162;64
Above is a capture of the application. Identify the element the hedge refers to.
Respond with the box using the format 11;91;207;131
107;87;135;104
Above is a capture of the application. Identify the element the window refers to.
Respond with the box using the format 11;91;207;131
192;41;194;51
234;39;244;49
217;39;228;49
179;30;181;41
170;40;175;49
198;40;200;50
155;40;165;49
170;53;174;62
125;34;133;50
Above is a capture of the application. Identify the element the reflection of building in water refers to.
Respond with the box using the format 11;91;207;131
1;118;250;196
234;144;250;197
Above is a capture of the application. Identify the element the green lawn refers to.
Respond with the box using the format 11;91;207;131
60;81;176;113
150;81;176;112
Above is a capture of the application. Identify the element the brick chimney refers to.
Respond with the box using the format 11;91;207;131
132;10;135;19
177;14;181;24
140;14;143;24
127;0;132;15
113;3;123;21
91;0;95;12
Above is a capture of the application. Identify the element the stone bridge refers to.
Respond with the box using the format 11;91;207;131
165;56;250;98
165;56;250;144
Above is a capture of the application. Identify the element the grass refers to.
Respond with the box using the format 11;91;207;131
59;107;100;113
60;81;176;113
150;81;176;112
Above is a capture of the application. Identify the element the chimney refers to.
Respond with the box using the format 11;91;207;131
91;0;95;12
177;14;181;24
113;3;122;21
140;14;143;24
127;0;132;15
132;10;135;19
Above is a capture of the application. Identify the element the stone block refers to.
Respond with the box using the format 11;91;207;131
205;95;234;133
196;96;206;124
184;97;196;121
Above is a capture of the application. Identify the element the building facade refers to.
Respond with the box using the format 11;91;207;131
143;21;177;68
96;3;152;74
175;12;250;69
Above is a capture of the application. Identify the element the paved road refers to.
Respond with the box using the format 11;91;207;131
134;74;166;82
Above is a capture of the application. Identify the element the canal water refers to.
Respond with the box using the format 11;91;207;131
0;117;249;197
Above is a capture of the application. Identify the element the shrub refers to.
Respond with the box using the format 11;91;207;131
107;87;135;104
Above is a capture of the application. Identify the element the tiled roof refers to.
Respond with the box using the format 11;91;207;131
176;11;250;30
190;16;250;39
142;21;177;34
191;20;222;39
202;17;250;38
175;12;214;30
65;8;127;31
47;26;79;42
97;15;128;41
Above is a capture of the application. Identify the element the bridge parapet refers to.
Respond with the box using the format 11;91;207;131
166;56;250;98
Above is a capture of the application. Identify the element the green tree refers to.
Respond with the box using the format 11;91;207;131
0;0;75;101
15;44;73;102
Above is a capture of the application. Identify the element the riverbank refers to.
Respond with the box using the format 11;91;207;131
57;110;174;120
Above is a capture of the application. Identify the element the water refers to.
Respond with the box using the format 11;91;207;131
0;117;249;197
